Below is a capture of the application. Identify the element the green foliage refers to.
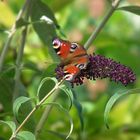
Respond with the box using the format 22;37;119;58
0;0;140;140
42;102;73;139
104;88;140;129
0;77;14;111
37;77;56;100
13;96;32;121
72;90;84;130
118;6;140;16
59;85;73;110
0;121;16;133
30;0;58;61
17;131;36;140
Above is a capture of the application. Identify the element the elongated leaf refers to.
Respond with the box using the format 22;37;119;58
104;88;140;129
0;77;14;112
13;96;31;121
17;131;35;140
59;85;73;110
43;102;73;139
30;0;58;60
72;90;84;130
118;6;140;16
0;121;16;133
37;77;57;98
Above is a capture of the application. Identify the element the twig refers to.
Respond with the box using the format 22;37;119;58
13;0;32;100
84;0;121;49
9;79;64;140
0;0;29;71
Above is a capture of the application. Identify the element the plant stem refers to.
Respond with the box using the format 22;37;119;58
0;0;29;72
84;0;121;49
13;27;28;100
9;79;64;140
13;0;32;101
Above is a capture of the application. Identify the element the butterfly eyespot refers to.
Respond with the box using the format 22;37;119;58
64;70;68;74
71;43;78;49
52;38;61;49
76;63;86;69
57;51;61;55
64;74;74;81
70;43;78;53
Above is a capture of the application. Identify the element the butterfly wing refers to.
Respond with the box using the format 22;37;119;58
69;42;89;70
52;38;71;60
63;65;80;81
53;38;89;81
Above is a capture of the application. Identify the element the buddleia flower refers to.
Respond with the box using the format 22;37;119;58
55;54;136;87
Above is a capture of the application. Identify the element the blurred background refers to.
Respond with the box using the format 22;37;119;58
0;0;140;140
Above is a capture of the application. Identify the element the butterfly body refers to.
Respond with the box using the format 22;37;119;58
53;38;89;81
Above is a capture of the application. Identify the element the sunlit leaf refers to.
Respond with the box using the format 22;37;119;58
59;85;73;110
13;96;31;121
118;6;140;16
42;102;73;139
0;121;16;133
104;88;140;129
17;131;35;140
37;77;57;98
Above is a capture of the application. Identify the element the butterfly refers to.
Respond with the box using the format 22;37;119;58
52;38;89;81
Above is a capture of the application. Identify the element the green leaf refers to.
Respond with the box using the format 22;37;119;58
30;0;59;60
72;90;84;130
37;77;57;97
0;121;16;133
0;77;14;112
43;102;73;139
104;88;140;129
59;85;73;110
118;6;140;16
13;96;31;121
17;131;36;140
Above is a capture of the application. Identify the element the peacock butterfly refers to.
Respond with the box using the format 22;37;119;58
52;38;89;81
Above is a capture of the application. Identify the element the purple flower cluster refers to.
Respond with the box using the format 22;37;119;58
55;54;136;87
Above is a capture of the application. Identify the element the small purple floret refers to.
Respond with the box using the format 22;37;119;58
55;54;136;87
